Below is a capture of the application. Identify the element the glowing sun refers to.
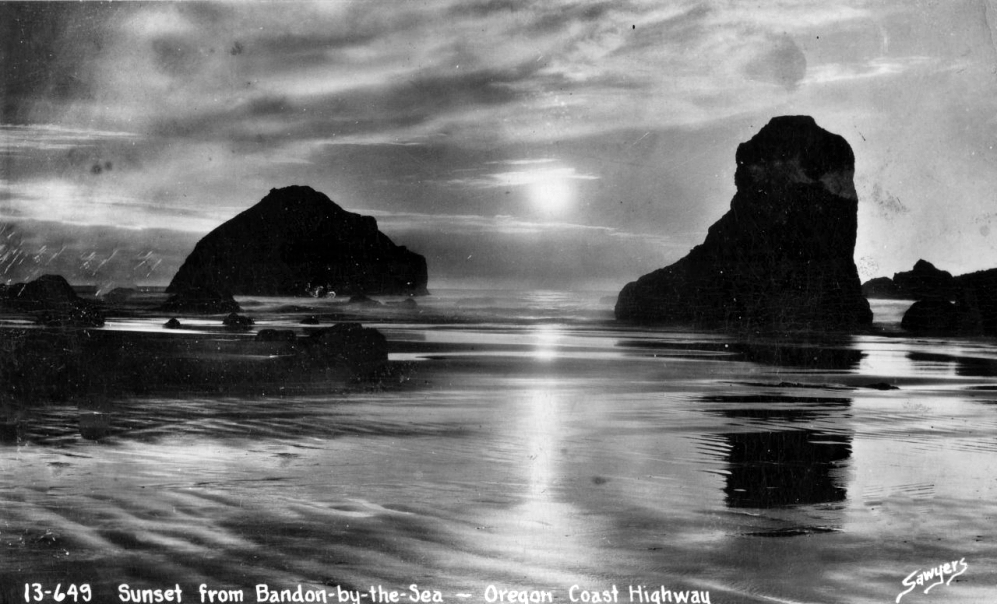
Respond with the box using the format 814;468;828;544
527;173;575;216
490;163;594;217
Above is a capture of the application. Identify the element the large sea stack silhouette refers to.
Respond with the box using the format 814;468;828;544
615;116;873;329
167;186;428;297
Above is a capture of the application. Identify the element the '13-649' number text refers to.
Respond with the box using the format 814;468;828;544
24;584;93;602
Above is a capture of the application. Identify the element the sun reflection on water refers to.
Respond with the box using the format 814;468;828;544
523;386;561;499
531;324;562;362
499;379;580;567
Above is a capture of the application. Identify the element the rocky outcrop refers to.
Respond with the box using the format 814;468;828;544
894;260;956;300
900;300;961;334
293;323;388;378
954;268;997;335
347;294;382;307
860;277;904;300
256;329;296;342
615;116;872;329
901;267;997;336
865;260;955;301
222;312;254;329
78;411;112;441
867;261;997;335
167;185;428;297
0;274;105;327
0;320;393;404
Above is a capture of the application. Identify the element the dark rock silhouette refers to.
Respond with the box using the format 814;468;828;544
167;185;428;297
954;268;997;335
222;312;254;329
78;411;112;441
0;419;18;444
892;260;955;300
863;382;899;390
863;260;955;301
8;274;79;305
0;274;105;327
300;315;320;325
163;317;183;329
256;329;296;342
882;263;997;336
159;286;241;314
295;323;388;377
0;321;393;403
860;276;904;300
616;116;872;329
900;299;961;334
102;287;139;304
347;294;382;307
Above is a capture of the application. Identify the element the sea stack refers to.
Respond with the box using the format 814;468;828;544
1;274;105;327
862;259;956;301
899;266;997;335
615;116;872;329
167;185;428;297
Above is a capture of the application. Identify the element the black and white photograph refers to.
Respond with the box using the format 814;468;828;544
2;1;997;602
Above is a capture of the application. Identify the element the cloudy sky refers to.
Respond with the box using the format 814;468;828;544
2;0;997;290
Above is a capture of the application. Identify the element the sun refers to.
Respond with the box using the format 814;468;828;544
526;171;575;217
490;163;591;217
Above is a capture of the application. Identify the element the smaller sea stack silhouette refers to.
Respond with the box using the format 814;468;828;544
862;260;955;300
616;115;872;329
862;259;997;335
0;274;105;327
167;185;428;297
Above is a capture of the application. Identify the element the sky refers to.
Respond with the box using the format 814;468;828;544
2;0;997;291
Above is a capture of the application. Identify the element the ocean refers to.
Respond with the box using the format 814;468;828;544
2;290;996;604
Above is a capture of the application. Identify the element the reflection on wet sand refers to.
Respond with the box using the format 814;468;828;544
723;429;850;509
908;351;997;377
616;337;864;371
704;395;852;510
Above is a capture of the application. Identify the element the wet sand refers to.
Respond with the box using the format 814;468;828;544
2;293;997;604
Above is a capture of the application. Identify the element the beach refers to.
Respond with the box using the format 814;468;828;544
2;291;996;604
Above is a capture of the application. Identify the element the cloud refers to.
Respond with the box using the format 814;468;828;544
362;209;640;238
802;56;936;85
485;158;558;166
6;0;997;286
0;2;125;123
744;35;808;91
5;1;952;146
447;165;599;189
0;124;137;155
0;179;233;233
8;1;939;158
709;3;872;31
